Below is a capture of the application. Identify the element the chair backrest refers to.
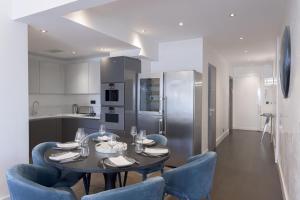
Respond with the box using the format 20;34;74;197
32;142;57;167
163;152;217;200
6;164;75;200
147;134;167;146
82;177;165;200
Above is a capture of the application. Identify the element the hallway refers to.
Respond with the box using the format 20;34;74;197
212;130;282;200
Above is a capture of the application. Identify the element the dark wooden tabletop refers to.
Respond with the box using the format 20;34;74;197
44;136;170;174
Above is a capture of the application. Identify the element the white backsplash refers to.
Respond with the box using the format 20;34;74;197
29;94;101;116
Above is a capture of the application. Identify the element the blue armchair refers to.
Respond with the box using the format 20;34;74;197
123;134;168;186
32;142;89;193
163;152;217;200
6;164;76;200
82;177;165;200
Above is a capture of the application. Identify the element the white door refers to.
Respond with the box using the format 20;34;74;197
233;75;261;131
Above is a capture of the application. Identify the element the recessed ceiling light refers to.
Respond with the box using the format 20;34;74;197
141;29;146;33
229;13;235;17
244;50;248;53
40;29;47;33
72;51;76;55
179;22;184;26
239;37;244;40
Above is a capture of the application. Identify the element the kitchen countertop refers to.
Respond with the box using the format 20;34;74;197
29;113;100;121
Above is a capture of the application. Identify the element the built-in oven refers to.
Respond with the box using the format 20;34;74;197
101;106;124;130
101;83;124;106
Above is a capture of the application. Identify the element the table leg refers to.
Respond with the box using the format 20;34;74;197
103;173;117;190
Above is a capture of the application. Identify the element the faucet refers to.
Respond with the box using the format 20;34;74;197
31;100;39;116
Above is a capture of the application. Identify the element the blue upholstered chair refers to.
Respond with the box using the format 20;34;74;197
6;164;76;200
32;142;89;193
163;152;217;200
123;134;168;186
82;177;165;200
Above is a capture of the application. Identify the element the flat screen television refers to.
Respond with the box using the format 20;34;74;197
280;26;291;98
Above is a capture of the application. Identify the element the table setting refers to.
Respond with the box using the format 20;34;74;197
44;125;170;189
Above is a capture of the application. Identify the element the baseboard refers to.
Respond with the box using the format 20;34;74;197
277;162;289;200
216;129;229;146
202;148;208;153
0;195;10;200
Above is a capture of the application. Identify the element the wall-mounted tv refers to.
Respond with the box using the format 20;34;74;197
280;26;291;98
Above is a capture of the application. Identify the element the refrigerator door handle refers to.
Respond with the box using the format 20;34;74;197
158;118;163;134
163;97;167;135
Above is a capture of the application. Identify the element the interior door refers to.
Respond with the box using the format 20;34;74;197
208;64;217;151
233;75;261;130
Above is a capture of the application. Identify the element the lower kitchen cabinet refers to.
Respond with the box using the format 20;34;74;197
29;118;61;162
29;117;100;159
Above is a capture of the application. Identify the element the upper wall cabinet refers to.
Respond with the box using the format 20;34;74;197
65;62;89;94
39;61;65;94
88;61;100;94
28;58;40;94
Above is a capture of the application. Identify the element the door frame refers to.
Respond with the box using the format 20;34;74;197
208;64;217;151
229;76;233;133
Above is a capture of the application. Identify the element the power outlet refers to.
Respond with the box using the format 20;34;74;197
90;100;96;105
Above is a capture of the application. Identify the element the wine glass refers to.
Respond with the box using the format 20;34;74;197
99;124;106;135
108;135;117;151
130;126;137;145
75;128;85;143
139;130;147;144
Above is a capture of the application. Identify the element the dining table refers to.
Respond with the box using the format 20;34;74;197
44;135;170;192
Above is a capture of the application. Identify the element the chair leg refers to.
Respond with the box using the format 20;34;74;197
261;123;268;143
207;194;212;200
83;173;91;194
160;168;164;175
142;173;147;181
117;172;122;187
123;171;128;186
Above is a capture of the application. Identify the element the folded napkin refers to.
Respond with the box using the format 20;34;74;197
136;138;155;145
56;142;79;149
144;148;169;155
98;135;110;141
49;152;80;161
108;156;133;167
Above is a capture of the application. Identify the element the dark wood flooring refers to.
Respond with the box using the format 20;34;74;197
212;129;282;200
73;129;283;200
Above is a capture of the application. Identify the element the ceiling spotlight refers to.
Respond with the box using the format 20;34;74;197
229;13;235;17
141;29;146;33
239;37;244;40
72;51;76;55
179;22;184;26
40;29;47;33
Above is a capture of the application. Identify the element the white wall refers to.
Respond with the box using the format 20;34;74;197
0;0;28;198
277;0;300;199
151;38;203;73
202;40;231;151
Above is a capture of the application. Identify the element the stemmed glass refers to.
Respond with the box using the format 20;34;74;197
99;124;106;135
75;128;86;143
139;130;147;144
130;126;137;145
108;135;117;151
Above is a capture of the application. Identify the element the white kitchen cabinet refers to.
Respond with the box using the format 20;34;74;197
88;61;100;94
28;58;40;94
65;62;89;94
39;61;65;94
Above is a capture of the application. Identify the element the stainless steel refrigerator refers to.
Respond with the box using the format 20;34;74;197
137;70;202;167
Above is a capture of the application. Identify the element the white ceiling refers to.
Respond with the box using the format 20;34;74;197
28;17;135;59
28;0;285;64
81;0;285;65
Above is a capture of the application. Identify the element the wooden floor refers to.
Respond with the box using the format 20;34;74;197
212;130;282;200
73;129;283;200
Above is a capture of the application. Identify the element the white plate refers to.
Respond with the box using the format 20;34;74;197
49;152;80;161
56;142;79;150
